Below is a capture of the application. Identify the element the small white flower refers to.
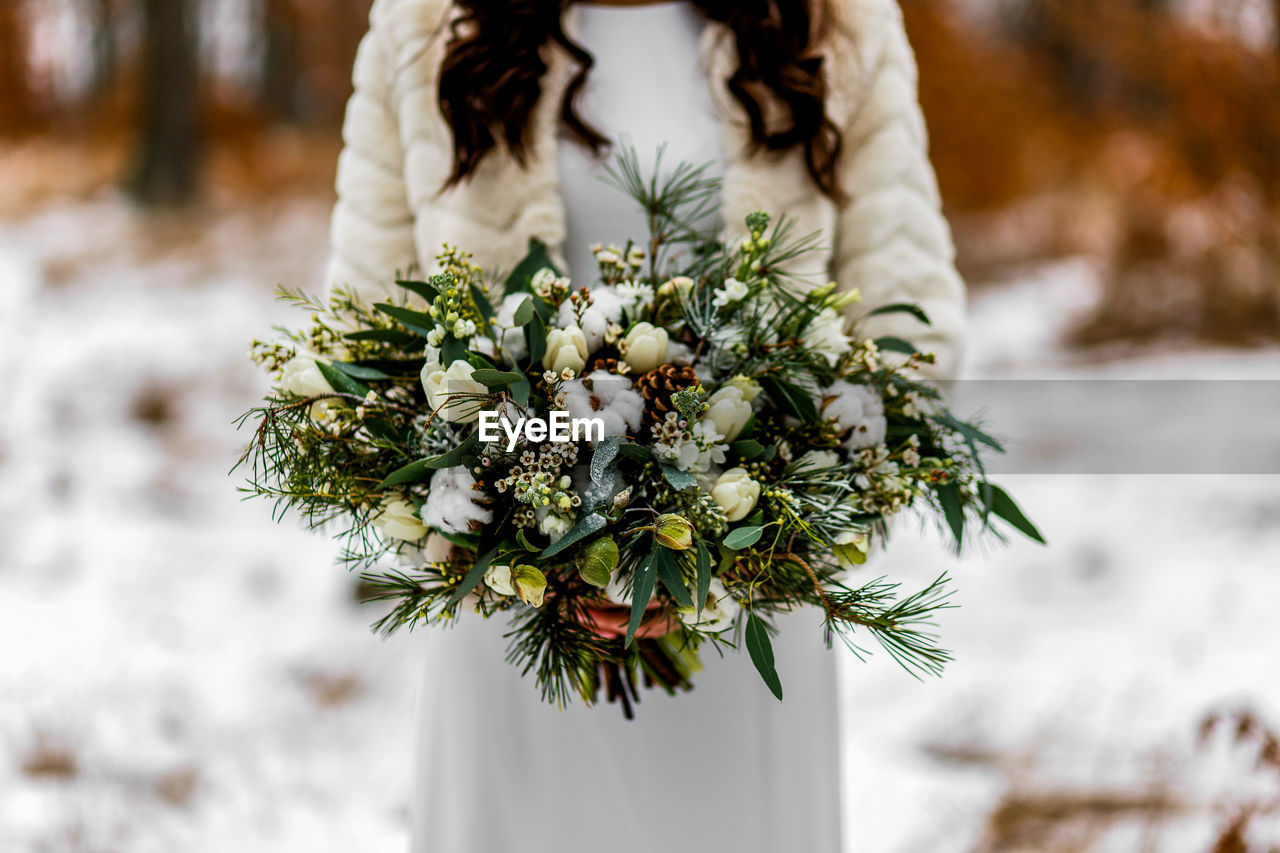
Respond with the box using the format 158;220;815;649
711;468;760;522
426;327;445;347
619;322;669;373
560;367;576;381
806;307;852;366
615;280;654;315
712;277;750;309
539;512;573;541
421;359;489;423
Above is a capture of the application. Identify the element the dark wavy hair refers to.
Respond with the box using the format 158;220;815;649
438;0;844;198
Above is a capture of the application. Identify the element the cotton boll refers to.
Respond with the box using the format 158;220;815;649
823;381;887;451
561;371;645;442
423;466;492;535
557;286;624;352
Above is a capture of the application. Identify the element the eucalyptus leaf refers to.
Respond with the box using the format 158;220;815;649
329;361;392;381
591;435;621;486
512;297;535;327
525;314;547;364
624;552;658;648
695;540;711;614
660;464;697;491
516;529;540;552
471;369;525;389
503;238;559;297
723;525;764;550
394;279;440;304
745;612;783;700
540;512;606;559
655;548;693;608
343;328;420;346
510;378;531;407
470;283;495;322
936;482;966;548
731;439;765;460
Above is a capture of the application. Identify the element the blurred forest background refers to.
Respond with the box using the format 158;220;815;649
4;2;1280;852
1;0;1279;345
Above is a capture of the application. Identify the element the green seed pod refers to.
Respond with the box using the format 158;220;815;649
511;565;547;608
578;537;619;589
654;514;695;551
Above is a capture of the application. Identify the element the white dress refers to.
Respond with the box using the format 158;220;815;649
411;5;843;851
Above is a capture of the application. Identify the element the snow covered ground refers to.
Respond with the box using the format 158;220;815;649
2;197;1278;852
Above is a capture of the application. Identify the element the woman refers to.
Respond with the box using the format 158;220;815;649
326;0;965;850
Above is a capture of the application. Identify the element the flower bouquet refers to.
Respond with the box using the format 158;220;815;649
237;155;1042;716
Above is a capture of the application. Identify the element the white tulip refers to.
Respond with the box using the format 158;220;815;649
620;322;669;374
542;325;588;376
374;497;429;542
279;355;333;398
711;468;760;522
421;359;488;423
702;385;754;442
484;564;516;596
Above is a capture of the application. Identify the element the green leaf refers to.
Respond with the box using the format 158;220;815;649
512;296;535;327
695;540;711;614
731;439;765;460
374;303;437;338
591;435;621;486
624;552;658;648
446;545;499;607
395;279;440;304
759;375;818;422
510;378;531;408
986;484;1046;544
314;360;370;398
865;302;932;326
617;443;652;463
376;459;432;490
440;336;467;366
745;611;783;701
661;464;697;491
936;482;966;548
329;361;392;381
470;283;494;323
655;548;693;608
933;411;1005;454
723;525;764;550
503;238;559;297
525;314;547;364
515;529;540;552
435;529;481;550
874;336;920;356
423;434;479;471
540;512;606;559
471;369;525;389
343;328;420;346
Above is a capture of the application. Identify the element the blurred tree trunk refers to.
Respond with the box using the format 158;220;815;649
260;0;301;120
89;0;118;97
128;0;200;206
0;1;36;134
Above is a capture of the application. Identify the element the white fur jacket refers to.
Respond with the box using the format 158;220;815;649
325;0;966;375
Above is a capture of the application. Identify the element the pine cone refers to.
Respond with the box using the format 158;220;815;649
586;355;621;375
635;364;700;426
